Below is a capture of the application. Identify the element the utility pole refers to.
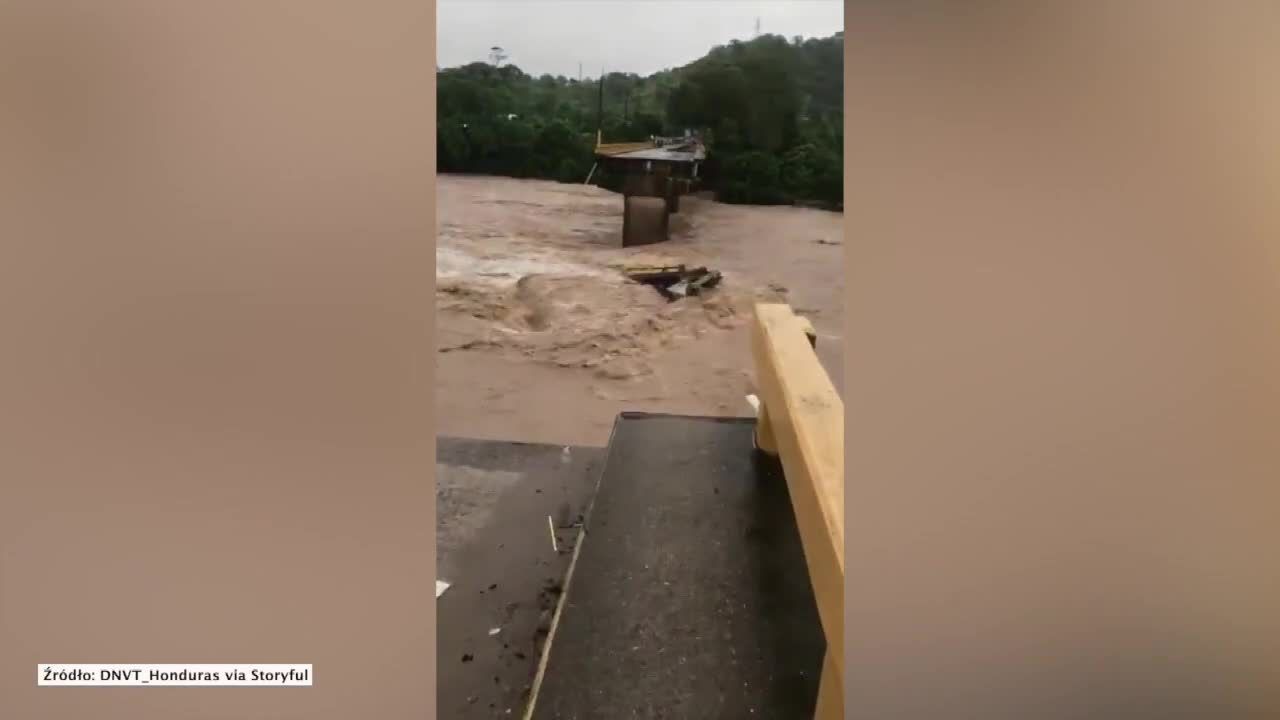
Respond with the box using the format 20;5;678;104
596;71;605;146
578;61;582;81
754;17;761;37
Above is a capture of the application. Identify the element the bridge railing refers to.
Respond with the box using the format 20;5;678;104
751;303;845;719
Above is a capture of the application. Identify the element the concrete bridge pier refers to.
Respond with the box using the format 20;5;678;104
622;195;669;247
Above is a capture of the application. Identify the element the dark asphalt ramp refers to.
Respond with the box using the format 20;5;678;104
530;413;825;719
437;437;605;719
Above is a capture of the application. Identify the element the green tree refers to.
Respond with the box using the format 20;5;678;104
435;31;844;208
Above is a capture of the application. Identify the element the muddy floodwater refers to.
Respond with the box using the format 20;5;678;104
436;174;843;447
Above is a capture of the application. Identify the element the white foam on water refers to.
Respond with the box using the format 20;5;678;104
437;245;606;286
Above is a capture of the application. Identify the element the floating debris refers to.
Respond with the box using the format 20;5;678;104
624;264;722;301
436;580;450;599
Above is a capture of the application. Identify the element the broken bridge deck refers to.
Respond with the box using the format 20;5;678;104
526;412;826;719
437;437;607;718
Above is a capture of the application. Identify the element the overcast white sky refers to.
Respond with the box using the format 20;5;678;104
438;1;844;78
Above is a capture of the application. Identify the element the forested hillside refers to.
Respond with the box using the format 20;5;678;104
437;32;843;208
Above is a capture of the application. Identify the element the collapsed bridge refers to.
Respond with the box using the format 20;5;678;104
591;135;706;247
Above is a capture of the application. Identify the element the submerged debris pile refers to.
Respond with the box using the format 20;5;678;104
624;264;723;301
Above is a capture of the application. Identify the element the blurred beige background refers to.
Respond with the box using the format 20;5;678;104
0;3;436;718
846;4;1280;718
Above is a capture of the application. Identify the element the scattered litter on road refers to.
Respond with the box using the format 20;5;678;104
437;580;450;599
548;515;559;553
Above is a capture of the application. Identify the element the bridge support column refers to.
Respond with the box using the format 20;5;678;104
622;194;669;247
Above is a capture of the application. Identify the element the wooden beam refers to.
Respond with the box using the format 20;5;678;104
814;651;844;720
594;141;655;156
751;303;844;717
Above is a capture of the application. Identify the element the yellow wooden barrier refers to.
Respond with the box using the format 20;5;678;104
752;303;844;719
